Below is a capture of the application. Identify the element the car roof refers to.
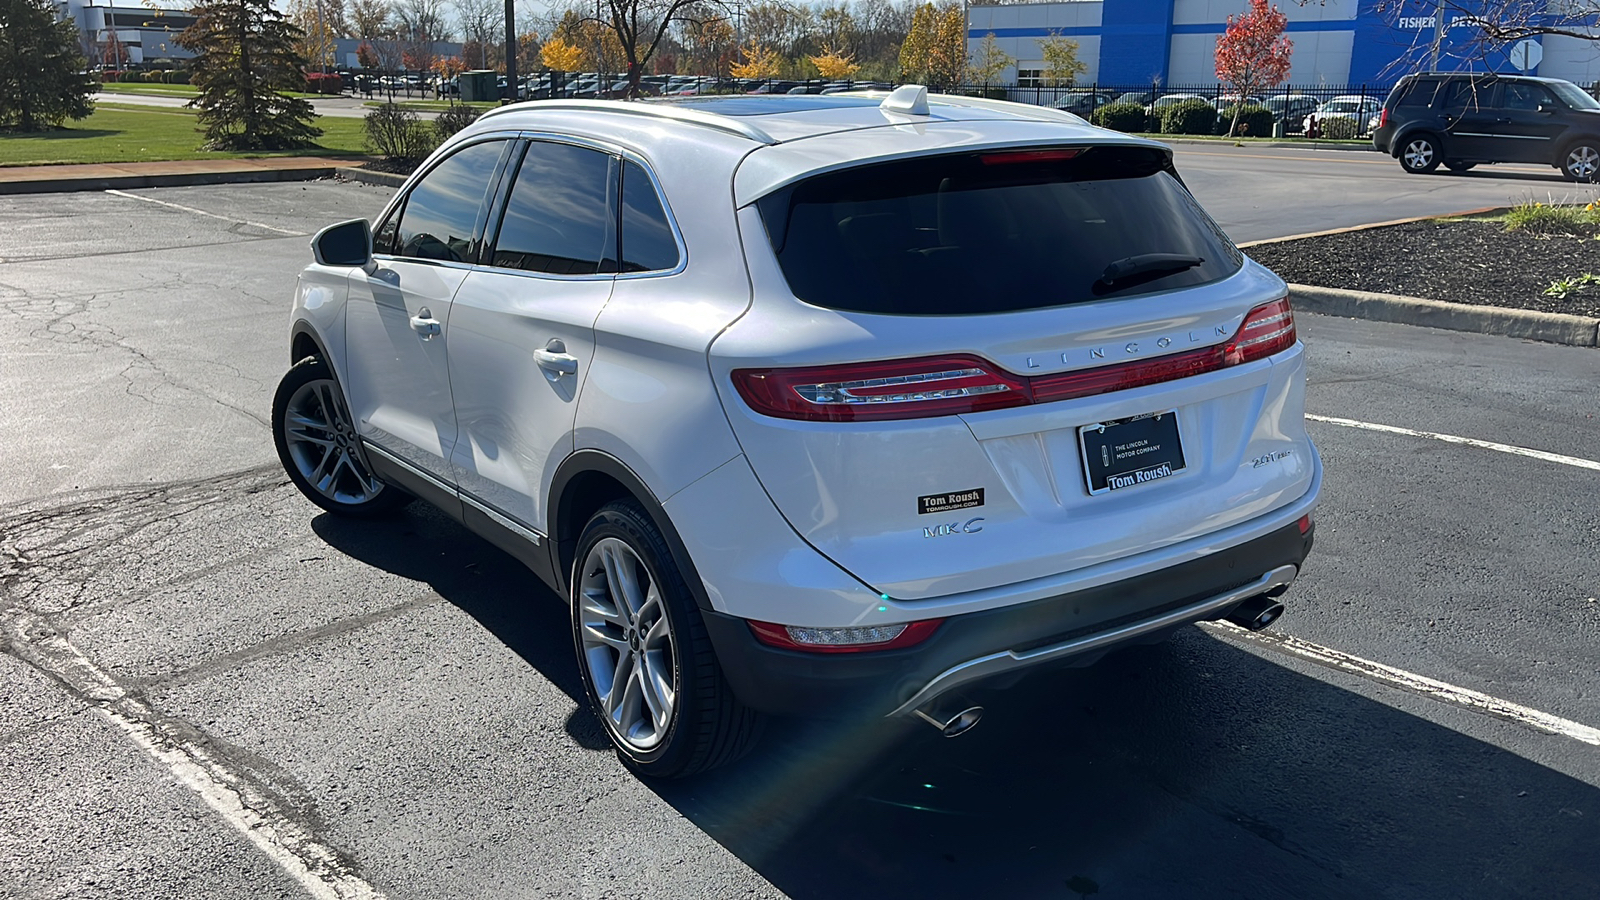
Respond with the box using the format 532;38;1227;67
465;88;1167;206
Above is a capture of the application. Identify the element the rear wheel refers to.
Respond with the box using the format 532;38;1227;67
1561;142;1600;183
1444;160;1476;173
572;500;761;778
1400;135;1442;173
272;357;410;517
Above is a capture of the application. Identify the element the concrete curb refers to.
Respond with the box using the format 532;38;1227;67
337;168;410;188
0;163;361;195
1153;137;1377;152
1289;283;1600;347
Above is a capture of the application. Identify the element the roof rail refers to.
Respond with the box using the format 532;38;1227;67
477;99;778;144
927;93;1086;125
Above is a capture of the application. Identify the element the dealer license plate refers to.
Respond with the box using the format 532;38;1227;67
1079;411;1187;495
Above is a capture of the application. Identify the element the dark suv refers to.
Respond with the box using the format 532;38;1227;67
1372;73;1600;181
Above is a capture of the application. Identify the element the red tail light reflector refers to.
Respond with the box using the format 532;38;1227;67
731;356;1029;422
732;297;1295;421
1378;108;1389;128
748;619;944;653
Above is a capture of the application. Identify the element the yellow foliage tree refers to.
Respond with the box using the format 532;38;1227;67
928;4;967;89
730;43;782;79
542;37;585;72
1039;31;1088;86
808;46;860;80
898;3;935;83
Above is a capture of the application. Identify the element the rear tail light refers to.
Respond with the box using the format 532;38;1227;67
731;356;1029;422
1378;108;1389;128
732;296;1296;421
748;619;943;653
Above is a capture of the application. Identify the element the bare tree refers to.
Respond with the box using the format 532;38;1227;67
350;0;393;39
581;0;727;92
454;0;499;68
1364;0;1600;79
396;0;451;71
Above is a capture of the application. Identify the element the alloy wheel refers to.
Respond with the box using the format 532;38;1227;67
281;379;385;506
1567;145;1599;182
1404;139;1434;170
578;537;677;751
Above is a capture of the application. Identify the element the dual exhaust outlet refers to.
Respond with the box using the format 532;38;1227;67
907;591;1286;738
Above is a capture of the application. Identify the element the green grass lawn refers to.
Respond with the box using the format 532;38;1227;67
0;105;369;166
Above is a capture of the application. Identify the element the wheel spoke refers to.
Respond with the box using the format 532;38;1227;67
637;661;667;730
581;621;628;653
314;450;346;493
287;427;334;448
602;544;645;618
607;651;635;718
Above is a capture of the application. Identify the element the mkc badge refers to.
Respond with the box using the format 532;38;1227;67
924;517;985;538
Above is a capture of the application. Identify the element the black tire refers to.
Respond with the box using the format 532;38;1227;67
271;356;411;517
1560;141;1600;183
1399;134;1442;173
1444;160;1476;173
571;500;761;778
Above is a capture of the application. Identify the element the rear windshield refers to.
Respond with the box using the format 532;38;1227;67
756;146;1242;315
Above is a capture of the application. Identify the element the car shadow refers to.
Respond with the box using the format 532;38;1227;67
313;506;1600;897
1437;167;1570;184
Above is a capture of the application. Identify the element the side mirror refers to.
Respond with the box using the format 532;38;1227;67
311;218;373;268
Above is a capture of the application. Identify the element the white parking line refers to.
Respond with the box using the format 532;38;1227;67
3;608;384;900
104;189;307;236
1204;621;1600;746
1306;413;1600;472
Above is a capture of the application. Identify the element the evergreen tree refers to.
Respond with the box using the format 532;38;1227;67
0;0;94;132
178;0;323;150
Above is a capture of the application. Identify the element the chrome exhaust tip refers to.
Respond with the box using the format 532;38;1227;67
1226;595;1286;631
912;702;984;737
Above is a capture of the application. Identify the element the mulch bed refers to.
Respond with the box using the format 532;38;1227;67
1246;219;1600;318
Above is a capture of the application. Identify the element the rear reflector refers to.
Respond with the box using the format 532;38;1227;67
1298;513;1313;534
733;296;1296;421
748;619;944;653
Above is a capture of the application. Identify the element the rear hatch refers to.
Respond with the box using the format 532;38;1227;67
711;142;1316;601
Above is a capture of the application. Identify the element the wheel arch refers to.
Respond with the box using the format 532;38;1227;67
1393;127;1443;159
1556;133;1600;164
290;320;329;365
549;450;714;611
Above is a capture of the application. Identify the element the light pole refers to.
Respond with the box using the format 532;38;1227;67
503;0;516;101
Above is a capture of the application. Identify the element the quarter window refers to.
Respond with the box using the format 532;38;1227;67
620;161;680;273
390;140;506;263
490;141;617;275
1501;83;1552;111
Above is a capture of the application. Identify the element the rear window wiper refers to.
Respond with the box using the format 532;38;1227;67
1098;253;1205;290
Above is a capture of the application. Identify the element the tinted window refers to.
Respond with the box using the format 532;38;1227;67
620;161;680;273
1439;79;1492;111
758;147;1242;316
490;141;615;275
393;140;505;263
1550;80;1600;110
1501;82;1553;111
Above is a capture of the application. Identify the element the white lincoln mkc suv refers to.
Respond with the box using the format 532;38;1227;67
272;87;1322;777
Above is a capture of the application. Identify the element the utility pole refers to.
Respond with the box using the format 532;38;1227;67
504;0;516;101
1429;0;1444;71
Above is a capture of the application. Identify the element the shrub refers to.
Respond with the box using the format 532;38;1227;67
1504;199;1600;236
1318;115;1360;140
164;70;190;85
144;71;167;83
1216;105;1275;137
364;102;435;162
1161;98;1216;135
305;72;343;95
1091;102;1148;133
434;102;482;141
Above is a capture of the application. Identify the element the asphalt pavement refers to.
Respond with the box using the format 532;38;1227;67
2;169;1598;898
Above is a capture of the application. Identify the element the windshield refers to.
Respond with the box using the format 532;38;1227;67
1549;81;1600;111
755;146;1243;316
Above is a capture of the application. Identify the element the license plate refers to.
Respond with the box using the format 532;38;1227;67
1079;411;1187;495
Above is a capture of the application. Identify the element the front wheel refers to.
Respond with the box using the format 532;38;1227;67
1400;135;1442;173
272;356;410;517
572;500;760;778
1561;142;1600;183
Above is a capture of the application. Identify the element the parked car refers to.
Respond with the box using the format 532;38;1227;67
1261;94;1320;133
273;86;1321;777
1373;72;1600;180
1114;90;1157;107
1303;95;1382;135
1149;92;1215;113
1050;91;1116;117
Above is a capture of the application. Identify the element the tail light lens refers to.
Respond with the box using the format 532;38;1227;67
731;355;1029;422
1378;108;1389;128
748;619;943;653
732;296;1296;421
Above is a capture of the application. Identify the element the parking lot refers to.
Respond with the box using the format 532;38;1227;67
2;149;1598;898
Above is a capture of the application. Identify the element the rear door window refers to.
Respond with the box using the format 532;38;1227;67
756;146;1243;315
488;140;617;275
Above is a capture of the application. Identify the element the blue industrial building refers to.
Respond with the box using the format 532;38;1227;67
968;0;1600;88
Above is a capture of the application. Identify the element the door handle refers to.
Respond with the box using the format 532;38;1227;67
409;307;441;339
534;345;579;376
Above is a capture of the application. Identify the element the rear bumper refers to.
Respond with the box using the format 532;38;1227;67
703;518;1315;718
